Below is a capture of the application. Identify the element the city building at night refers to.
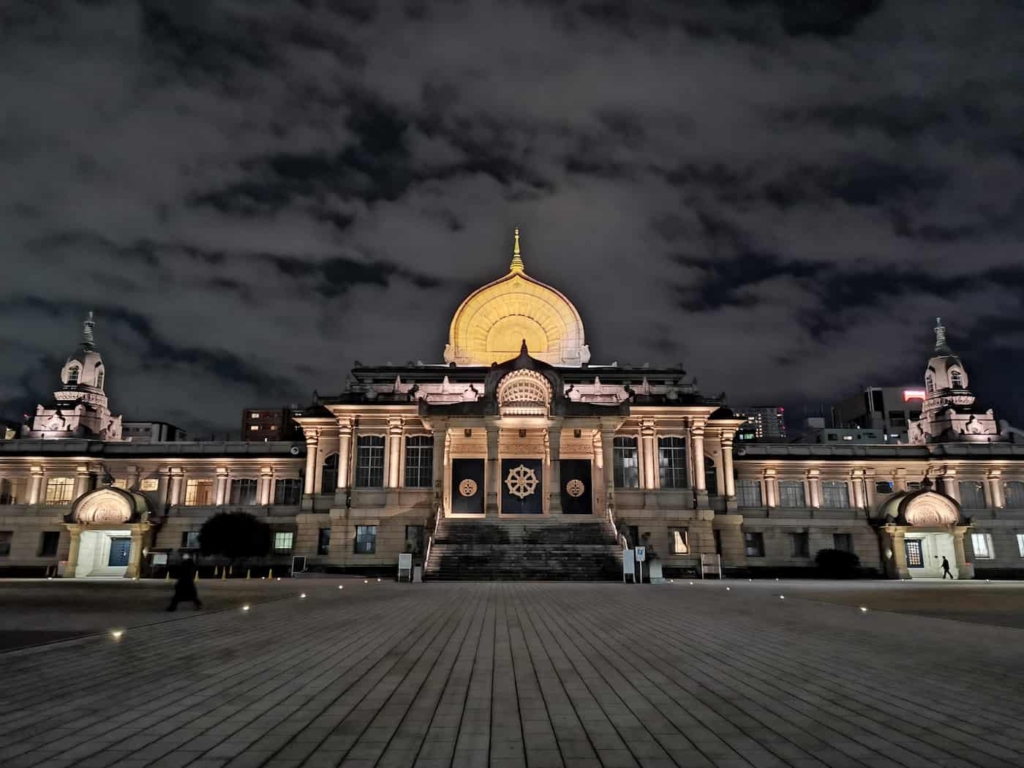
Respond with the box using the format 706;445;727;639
1;233;1023;581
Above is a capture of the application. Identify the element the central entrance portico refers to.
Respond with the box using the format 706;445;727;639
63;485;154;579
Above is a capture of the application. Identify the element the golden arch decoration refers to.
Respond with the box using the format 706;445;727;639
72;489;133;525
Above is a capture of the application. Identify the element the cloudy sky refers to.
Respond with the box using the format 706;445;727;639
3;0;1023;435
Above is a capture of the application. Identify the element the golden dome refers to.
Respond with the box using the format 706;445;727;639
444;229;590;367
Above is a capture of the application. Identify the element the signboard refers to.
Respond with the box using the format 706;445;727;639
151;552;168;565
635;547;646;562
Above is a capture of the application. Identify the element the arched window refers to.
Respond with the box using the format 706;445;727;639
321;453;339;492
925;374;934;394
67;365;80;385
96;368;105;390
704;456;717;495
950;369;963;388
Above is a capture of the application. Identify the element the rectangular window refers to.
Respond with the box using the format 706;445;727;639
906;482;922;491
669;527;689;555
790;532;810;558
404;436;434;488
958;481;985;509
613;437;639;489
274;532;294;552
778;480;806;508
875;480;893;495
736;479;763;508
1005;482;1024;509
744;532;765;558
355;436;385;488
44;477;75;506
140;478;159;492
658;437;688;489
274;478;302;505
821;481;850;509
887;410;908;427
112;479;128;489
405;525;425;555
355;525;377;554
184;479;213;506
39;531;60;557
833;533;853;553
971;533;994;560
1016;533;1024;558
713;529;722;555
0;531;13;556
0;479;16;505
905;539;924;568
181;531;200;549
318;527;331;556
229;478;258;505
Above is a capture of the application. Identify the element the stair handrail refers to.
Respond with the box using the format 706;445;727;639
424;505;442;576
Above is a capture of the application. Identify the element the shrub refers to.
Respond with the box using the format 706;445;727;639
815;548;861;578
199;512;271;563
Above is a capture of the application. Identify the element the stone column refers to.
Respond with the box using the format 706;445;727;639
302;428;320;509
214;468;229;506
28;467;43;505
387;417;403;488
641;420;657;489
987;469;1004;509
952;528;973;579
691;424;707;508
864;469;877;510
156;469;170;509
337;419;353;492
125;530;144;579
127;465;141;491
721;435;735;502
763;468;777;509
169;471;184;507
73;465;92;502
259;467;273;505
64;527;82;578
851;469;866;511
485;425;500;516
601;427;616;496
807;468;821;509
941;468;959;501
548;425;562;514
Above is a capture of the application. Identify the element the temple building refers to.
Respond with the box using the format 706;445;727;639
1;231;1023;580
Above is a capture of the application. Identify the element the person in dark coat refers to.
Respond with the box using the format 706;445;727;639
941;556;953;580
168;554;203;611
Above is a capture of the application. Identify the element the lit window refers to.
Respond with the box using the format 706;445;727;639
355;525;377;554
44;477;75;506
1004;482;1024;509
958;481;985;509
970;533;994;560
67;365;80;385
842;435;853;441
184;479;213;506
821;481;850;509
250;413;261;419
250;425;260;431
669;527;689;554
355;437;385;488
778;481;806;508
744;532;764;557
790;532;809;558
658;437;687;489
404;436;434;488
274;532;294;552
950;370;963;388
229;479;258;506
613;437;639;489
140;479;159;492
736;480;762;508
905;539;924;567
1016;533;1024;558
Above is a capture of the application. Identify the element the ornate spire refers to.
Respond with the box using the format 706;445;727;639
509;227;524;272
82;311;96;350
934;316;950;353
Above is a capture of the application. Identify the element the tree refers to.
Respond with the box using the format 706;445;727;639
199;512;271;563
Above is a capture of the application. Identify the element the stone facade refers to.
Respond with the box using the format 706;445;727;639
1;234;1023;579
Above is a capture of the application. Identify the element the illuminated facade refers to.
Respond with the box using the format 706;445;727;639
1;233;1024;580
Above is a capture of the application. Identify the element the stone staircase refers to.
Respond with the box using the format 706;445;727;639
424;517;623;581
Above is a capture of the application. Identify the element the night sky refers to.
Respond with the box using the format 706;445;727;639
3;1;1023;436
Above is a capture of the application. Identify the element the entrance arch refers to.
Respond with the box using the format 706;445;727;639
874;484;971;580
64;486;154;578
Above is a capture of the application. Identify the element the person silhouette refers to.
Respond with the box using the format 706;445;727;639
168;553;203;611
941;556;953;580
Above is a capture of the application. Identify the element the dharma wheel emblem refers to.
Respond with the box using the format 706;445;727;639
505;464;539;499
458;479;478;497
566;479;585;498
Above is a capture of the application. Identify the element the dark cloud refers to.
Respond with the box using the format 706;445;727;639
2;0;1023;433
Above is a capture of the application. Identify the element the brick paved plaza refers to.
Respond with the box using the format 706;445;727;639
3;580;1024;768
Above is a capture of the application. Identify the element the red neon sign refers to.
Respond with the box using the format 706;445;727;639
903;389;926;402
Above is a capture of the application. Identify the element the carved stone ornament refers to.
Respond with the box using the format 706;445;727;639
458;479;478;497
904;494;958;527
566;479;585;498
505;465;539;499
73;489;132;524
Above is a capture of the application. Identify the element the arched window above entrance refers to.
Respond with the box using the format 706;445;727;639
321;453;339;492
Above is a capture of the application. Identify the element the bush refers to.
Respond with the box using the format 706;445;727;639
815;548;861;578
199;512;271;562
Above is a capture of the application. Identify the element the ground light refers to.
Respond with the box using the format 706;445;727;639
338;585;344;590
364;580;369;584
110;629;124;640
860;606;868;612
242;604;250;612
725;587;731;591
779;595;785;600
300;593;306;599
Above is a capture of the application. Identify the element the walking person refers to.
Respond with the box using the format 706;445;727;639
941;555;953;580
168;553;203;611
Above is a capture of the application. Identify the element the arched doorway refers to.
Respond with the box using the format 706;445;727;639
64;487;154;578
874;483;971;580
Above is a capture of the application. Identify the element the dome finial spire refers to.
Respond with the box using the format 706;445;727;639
934;316;948;352
82;311;96;350
510;227;524;272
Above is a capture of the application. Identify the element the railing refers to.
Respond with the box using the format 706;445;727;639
423;506;442;575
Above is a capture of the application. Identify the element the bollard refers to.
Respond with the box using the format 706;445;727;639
268;568;273;580
213;566;219;577
246;568;251;580
165;571;170;582
221;568;227;581
229;565;233;576
194;572;199;582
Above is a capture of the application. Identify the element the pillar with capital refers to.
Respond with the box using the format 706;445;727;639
64;527;82;578
386;417;403;488
763;468;778;509
807;468;821;509
547;425;562;514
485;425;500;516
640;420;657;489
28;467;43;505
986;469;1004;509
169;470;184;507
302;428;320;509
73;464;92;502
952;527;973;579
432;426;447;514
720;435;736;510
337;418;353;493
259;467;273;505
214;468;229;506
851;469;866;511
941;467;959;501
691;423;707;508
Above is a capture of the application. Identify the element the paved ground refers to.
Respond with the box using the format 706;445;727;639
2;580;1024;768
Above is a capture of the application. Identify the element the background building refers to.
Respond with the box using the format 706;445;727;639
831;386;923;443
242;408;302;442
122;422;188;444
734;406;787;441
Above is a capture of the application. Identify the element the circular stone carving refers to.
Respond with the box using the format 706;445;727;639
73;488;133;524
904;494;958;526
505;465;539;499
566;479;585;498
458;479;478;497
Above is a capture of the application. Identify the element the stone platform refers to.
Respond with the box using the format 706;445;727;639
2;580;1024;768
